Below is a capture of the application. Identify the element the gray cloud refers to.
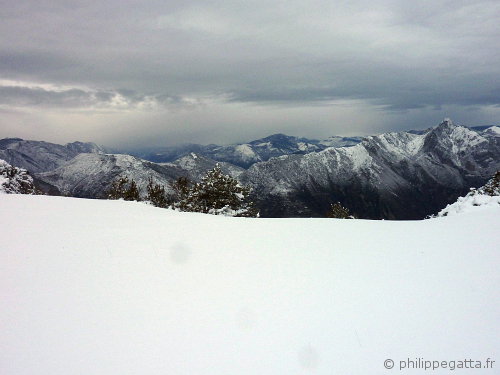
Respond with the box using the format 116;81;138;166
0;86;91;107
0;0;498;146
0;83;198;111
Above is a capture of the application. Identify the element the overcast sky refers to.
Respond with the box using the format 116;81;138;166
0;0;499;148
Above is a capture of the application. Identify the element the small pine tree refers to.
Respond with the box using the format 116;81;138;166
326;202;354;219
177;165;258;217
124;179;140;201
108;176;128;200
107;176;141;201
146;177;168;208
482;171;500;196
172;176;192;209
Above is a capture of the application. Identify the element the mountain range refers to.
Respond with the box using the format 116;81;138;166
240;120;500;218
1;119;498;219
127;133;363;168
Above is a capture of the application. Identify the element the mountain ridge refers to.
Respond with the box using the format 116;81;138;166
239;120;500;219
126;133;364;167
1;121;498;219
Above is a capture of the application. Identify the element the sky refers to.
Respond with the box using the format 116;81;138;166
0;0;499;148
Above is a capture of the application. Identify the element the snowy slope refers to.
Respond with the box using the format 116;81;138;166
36;153;186;198
168;153;245;181
438;193;500;216
438;172;500;216
0;194;498;375
482;126;500;137
0;138;106;173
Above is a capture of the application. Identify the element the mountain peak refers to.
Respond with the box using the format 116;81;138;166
430;118;460;136
438;118;455;128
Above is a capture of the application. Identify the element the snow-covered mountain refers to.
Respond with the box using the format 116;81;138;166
1;121;498;218
167;152;245;181
240;120;500;219
131;133;362;168
34;152;245;199
206;134;324;167
1;194;498;375
128;125;495;169
37;153;186;199
0;138;193;198
0;137;107;174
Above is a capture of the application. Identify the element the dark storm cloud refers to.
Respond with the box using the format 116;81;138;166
0;0;498;145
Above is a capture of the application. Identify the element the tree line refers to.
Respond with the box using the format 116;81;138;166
107;164;258;217
107;163;359;219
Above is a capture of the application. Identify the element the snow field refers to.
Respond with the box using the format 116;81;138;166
0;195;498;374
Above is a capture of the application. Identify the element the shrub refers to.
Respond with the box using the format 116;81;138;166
326;202;354;219
108;176;141;201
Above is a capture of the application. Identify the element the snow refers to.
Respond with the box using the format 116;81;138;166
438;175;500;217
255;142;272;147
0;160;8;193
297;142;307;151
338;144;373;169
0;159;38;194
234;144;257;161
0;174;7;193
406;133;425;154
484;126;500;136
175;154;198;169
37;153;178;197
319;136;362;148
449;127;487;151
438;193;500;216
1;194;499;375
370;132;425;159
